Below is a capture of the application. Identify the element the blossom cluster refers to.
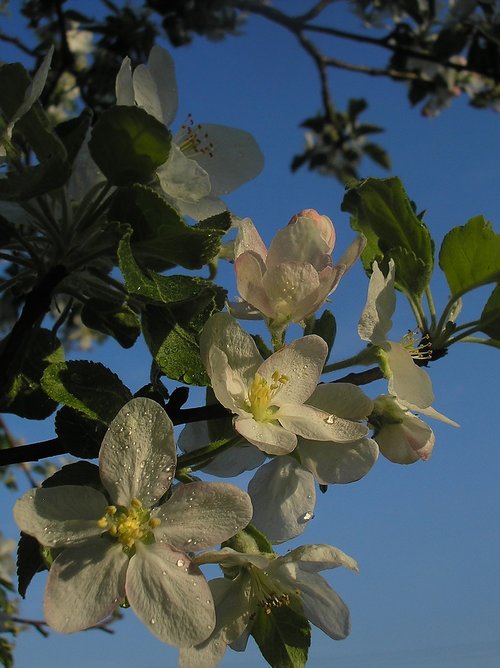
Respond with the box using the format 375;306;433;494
5;43;459;668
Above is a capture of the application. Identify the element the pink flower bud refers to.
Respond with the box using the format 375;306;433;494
288;209;335;253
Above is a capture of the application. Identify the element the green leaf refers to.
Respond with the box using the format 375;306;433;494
41;361;132;422
17;533;45;598
55;407;108;459
251;604;311;668
342;177;434;296
479;284;500;339
88;106;171;186
80;297;141;349
439;216;500;297
41;461;102;490
223;524;274;555
304;310;336;361
111;185;230;270
0;328;63;419
55;109;93;167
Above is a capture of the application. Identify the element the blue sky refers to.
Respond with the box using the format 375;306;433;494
1;1;500;667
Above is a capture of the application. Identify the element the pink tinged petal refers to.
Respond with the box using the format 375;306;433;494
145;45;178;126
358;260;396;345
288;210;336;254
376;417;435;464
99;398;176;508
233;217;268;262
157;144;211;202
13;486;107;548
178;421;265;477
154;481;253;551
189;124;264;196
115;57;135;105
261;262;320;321
266;217;331;268
200;313;262;383
126;542;214;647
386;342;434;409
258;335;327;405
235;252;275;318
298;437;379;485
248;458;316;542
44;539;127;633
235;417;297;455
308;383;373;420
277;564;352;640
336;234;366;274
278;403;368;442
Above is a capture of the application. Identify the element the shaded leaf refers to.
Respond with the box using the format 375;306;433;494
480;284;500;339
251;604;311;668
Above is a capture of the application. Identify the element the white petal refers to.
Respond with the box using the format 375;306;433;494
386;342;434;409
45;538;127;632
174;195;227;221
248;458;316;542
235;252;275;319
157;144;211;202
266;217;330;268
235;417;297;455
10;46;53;131
299;437;379;484
200;312;262;382
132;64;163;122
99;398;176;508
190;124;264;196
115;57;135;105
411;403;459;427
261;262;320;322
126;542;214;647
358;260;395;345
178;420;265;477
258;336;327;404
13;486;107;547
233;217;268;261
207;346;249;414
146;44;178;125
276;544;359;573
154;482;253;551
279;403;368;442
308;383;373;420
376;416;435;464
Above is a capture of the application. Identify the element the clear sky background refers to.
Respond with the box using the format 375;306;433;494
1;1;500;667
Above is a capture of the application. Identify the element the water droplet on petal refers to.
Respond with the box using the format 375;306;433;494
324;414;336;424
150;618;156;625
176;559;185;568
302;511;315;521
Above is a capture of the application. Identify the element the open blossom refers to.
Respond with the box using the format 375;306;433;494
115;45;264;220
370;394;437;464
200;313;368;456
13;398;252;647
180;545;358;668
248;383;376;541
359;260;458;425
230;210;365;326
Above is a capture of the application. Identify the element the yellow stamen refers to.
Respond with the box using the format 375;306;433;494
246;370;289;422
97;497;160;552
400;329;433;361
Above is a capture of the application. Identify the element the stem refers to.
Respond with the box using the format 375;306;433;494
457;337;500;349
176;435;241;473
323;346;378;374
425;286;436;330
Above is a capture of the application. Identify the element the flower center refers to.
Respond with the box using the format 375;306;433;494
97;497;160;553
247;370;289;422
247;564;295;615
400;329;432;361
176;113;214;158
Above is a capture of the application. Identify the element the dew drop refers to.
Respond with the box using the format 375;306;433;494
176;559;185;568
324;414;336;424
162;570;167;576
150;618;156;625
302;511;315;521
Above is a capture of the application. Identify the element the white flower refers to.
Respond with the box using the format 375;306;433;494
200;313;367;455
231;210;365;327
248;383;376;541
115;45;264;220
180;544;358;668
358;260;458;425
13;398;252;647
370;394;437;464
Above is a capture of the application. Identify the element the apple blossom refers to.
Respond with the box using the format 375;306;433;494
200;313;368;456
231;210;365;328
369;394;437;464
180;544;358;668
13;398;253;647
359;260;457;425
115;45;264;219
248;383;377;541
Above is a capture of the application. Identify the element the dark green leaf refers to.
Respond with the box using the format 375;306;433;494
111;185;229;270
41;461;102;490
55;407;109;459
80;297;141;348
17;533;45;598
479;284;500;339
55;109;93;167
0;328;63;419
89;106;171;186
342;177;434;296
304;310;336;361
251;604;311;668
439;216;500;297
41;361;132;422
